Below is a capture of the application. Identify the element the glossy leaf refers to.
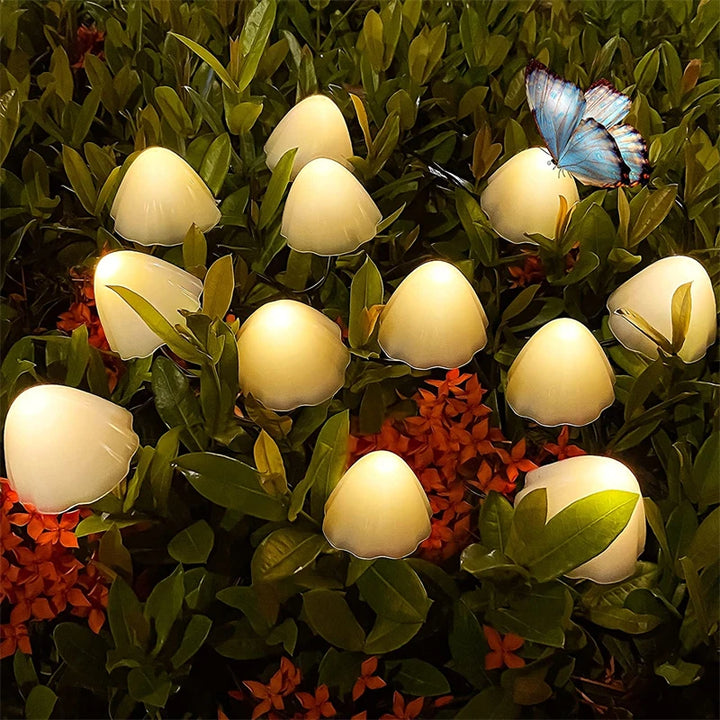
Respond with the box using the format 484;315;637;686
302;589;366;650
175;452;287;520
251;527;328;583
168;520;214;564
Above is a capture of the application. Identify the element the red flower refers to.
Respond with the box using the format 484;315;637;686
483;625;525;670
542;425;586;461
508;254;545;288
243;657;302;720
495;439;538;483
295;685;336;719
30;511;80;548
71;24;106;70
380;692;424;720
0;622;31;659
352;656;386;700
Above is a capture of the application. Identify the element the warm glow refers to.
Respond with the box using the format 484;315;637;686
515;455;646;583
322;450;432;559
378;260;489;369
94;250;203;360
281;158;381;256
4;385;139;514
607;255;717;363
506;318;615;426
481;147;579;244
111;146;221;247
264;95;354;179
236;299;350;412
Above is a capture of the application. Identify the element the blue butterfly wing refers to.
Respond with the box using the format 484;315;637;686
525;60;585;163
583;80;631;128
557;118;630;187
609;124;651;185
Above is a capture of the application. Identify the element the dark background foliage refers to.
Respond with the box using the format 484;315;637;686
0;0;718;718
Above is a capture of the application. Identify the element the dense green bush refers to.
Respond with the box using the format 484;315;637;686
0;1;718;718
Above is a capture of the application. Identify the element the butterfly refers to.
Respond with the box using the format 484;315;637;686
525;59;650;188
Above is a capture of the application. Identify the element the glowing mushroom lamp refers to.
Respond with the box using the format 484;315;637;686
94;250;203;360
322;451;432;559
378;261;489;370
281;158;381;256
506;318;615;427
4;385;139;514
111;146;221;246
515;455;646;583
607;255;717;363
264;94;354;179
480;147;579;244
236;299;350;412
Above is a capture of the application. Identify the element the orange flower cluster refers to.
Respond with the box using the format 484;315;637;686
349;369;537;562
0;479;108;659
227;657;450;720
57;267;123;391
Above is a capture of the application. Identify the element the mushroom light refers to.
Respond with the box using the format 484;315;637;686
378;261;489;369
515;455;646;583
322;451;432;560
281;158;381;256
4;385;139;514
236;299;350;412
506;318;615;426
481;147;579;244
94;250;203;360
607;255;717;363
111;146;221;247
264;94;354;179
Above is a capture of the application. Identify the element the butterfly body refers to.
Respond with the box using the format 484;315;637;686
525;60;650;188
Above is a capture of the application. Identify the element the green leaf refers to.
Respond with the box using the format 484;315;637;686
235;0;277;92
108;285;206;364
144;565;184;654
514;489;639;582
99;523;133;578
216;585;278;634
171;614;212;669
259;147;296;229
251;527;328;583
62;145;97;214
168;520;214;564
108;577;150;654
302;589;366;651
13;651;38;695
356;559;431;623
643;498;672;563
202;254;234;319
227;101;263;135
386;659;450;696
479;491;514;552
461;544;529;582
168;32;238;91
53;623;109;690
175;452;287;520
680;556;712;635
363;616;422;654
304;410;349;520
75;514;140;538
629;185;677;247
253;429;288;496
200;132;231;195
154;86;193;136
670;281;693;353
449;600;491;689
349;256;384;349
655;658;702;686
213;618;272;660
457;687;517;719
151;356;207;451
488;582;572;648
501;284;540;324
25;685;57;720
127;666;171;707
0;90;21;167
65;323;90;387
